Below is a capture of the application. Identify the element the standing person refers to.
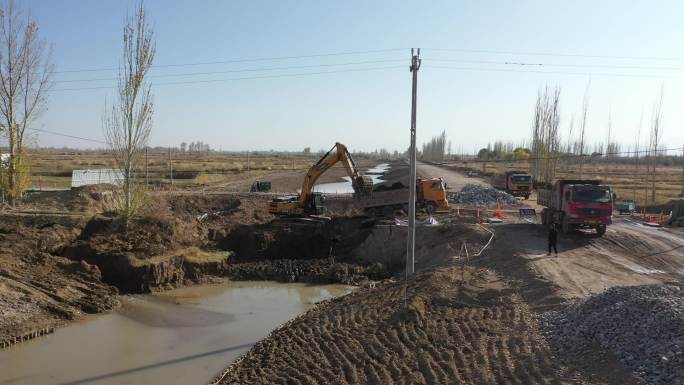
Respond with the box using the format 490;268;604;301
548;223;558;256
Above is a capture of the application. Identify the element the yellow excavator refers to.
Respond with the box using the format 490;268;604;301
269;142;373;215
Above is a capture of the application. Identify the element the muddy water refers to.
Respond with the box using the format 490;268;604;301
314;163;390;194
0;281;352;385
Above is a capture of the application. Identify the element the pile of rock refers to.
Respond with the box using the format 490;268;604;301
541;284;684;385
448;184;517;207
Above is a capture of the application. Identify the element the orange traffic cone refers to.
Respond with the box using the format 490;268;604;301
494;201;503;218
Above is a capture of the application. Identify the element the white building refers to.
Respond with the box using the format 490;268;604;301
71;169;124;188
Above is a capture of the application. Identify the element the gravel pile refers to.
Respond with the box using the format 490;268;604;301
447;184;517;207
541;285;684;385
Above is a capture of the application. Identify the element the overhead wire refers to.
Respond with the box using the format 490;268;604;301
421;63;684;81
52;59;407;84
50;65;406;92
425;47;684;62
50;48;410;74
28;128;107;144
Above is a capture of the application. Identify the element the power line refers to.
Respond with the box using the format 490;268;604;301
426;47;684;62
50;65;405;92
29;128;107;144
426;58;684;71
423;64;684;81
50;48;409;74
53;59;406;84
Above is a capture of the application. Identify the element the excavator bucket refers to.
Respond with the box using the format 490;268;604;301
353;175;374;195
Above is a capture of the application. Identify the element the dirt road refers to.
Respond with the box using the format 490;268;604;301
421;162;684;300
416;161;490;191
493;218;684;300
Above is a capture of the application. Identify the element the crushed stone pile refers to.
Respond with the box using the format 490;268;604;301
448;184;517;207
541;284;684;385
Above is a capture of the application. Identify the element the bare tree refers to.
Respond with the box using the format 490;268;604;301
0;0;52;205
530;85;561;184
647;86;664;204
103;2;155;225
577;81;590;179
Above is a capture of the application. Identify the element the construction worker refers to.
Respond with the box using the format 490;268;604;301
548;223;558;256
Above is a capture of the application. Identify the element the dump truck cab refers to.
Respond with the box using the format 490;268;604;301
507;173;533;198
417;177;450;212
538;179;613;235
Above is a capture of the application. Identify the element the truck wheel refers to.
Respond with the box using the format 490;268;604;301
426;202;437;214
596;225;606;236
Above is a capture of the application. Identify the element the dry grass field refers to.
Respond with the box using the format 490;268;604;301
445;159;683;206
25;148;323;189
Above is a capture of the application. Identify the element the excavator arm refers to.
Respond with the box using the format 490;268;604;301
298;142;372;206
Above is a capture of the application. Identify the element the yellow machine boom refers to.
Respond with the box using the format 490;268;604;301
269;142;373;215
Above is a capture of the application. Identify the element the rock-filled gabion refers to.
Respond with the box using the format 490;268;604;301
541;285;684;385
448;184;517;207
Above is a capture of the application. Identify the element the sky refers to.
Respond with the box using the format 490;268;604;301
18;0;684;154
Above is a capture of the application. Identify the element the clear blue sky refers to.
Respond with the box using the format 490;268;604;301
23;0;684;154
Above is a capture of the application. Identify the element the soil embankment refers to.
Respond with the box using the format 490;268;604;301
0;214;118;347
216;265;584;385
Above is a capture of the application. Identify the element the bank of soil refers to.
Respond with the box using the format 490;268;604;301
4;186;478;347
0;214;118;346
216;265;587;385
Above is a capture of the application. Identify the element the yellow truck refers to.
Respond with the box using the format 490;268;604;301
493;170;533;199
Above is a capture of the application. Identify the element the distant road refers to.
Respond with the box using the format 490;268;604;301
416;161;490;192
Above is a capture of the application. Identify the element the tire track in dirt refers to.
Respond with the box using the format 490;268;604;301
217;266;584;385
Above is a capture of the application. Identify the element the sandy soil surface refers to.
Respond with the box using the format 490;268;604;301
202;159;380;193
415;162;684;300
217;265;590;385
417;161;491;191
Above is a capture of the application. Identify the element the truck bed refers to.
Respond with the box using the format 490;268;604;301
323;188;410;209
537;187;559;209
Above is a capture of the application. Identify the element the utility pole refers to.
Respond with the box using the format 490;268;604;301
406;48;420;277
168;147;173;186
681;144;684;196
145;147;149;186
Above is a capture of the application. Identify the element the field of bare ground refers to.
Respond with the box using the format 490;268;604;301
216;265;592;385
24;148;385;192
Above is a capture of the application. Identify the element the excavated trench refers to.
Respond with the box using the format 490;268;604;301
60;215;410;294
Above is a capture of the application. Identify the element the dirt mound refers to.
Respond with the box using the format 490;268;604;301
542;284;684;385
165;194;241;218
64;214;206;292
0;218;118;345
21;184;118;213
216;266;576;385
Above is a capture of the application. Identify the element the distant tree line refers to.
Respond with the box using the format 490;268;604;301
420;130;447;162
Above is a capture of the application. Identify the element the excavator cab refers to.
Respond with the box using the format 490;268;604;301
269;143;372;216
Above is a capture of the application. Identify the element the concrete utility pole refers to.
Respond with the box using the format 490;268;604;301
406;48;421;276
681;144;684;196
145;147;149;185
168;147;173;186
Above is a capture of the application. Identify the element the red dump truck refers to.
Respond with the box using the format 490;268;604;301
493;170;533;199
537;179;613;236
